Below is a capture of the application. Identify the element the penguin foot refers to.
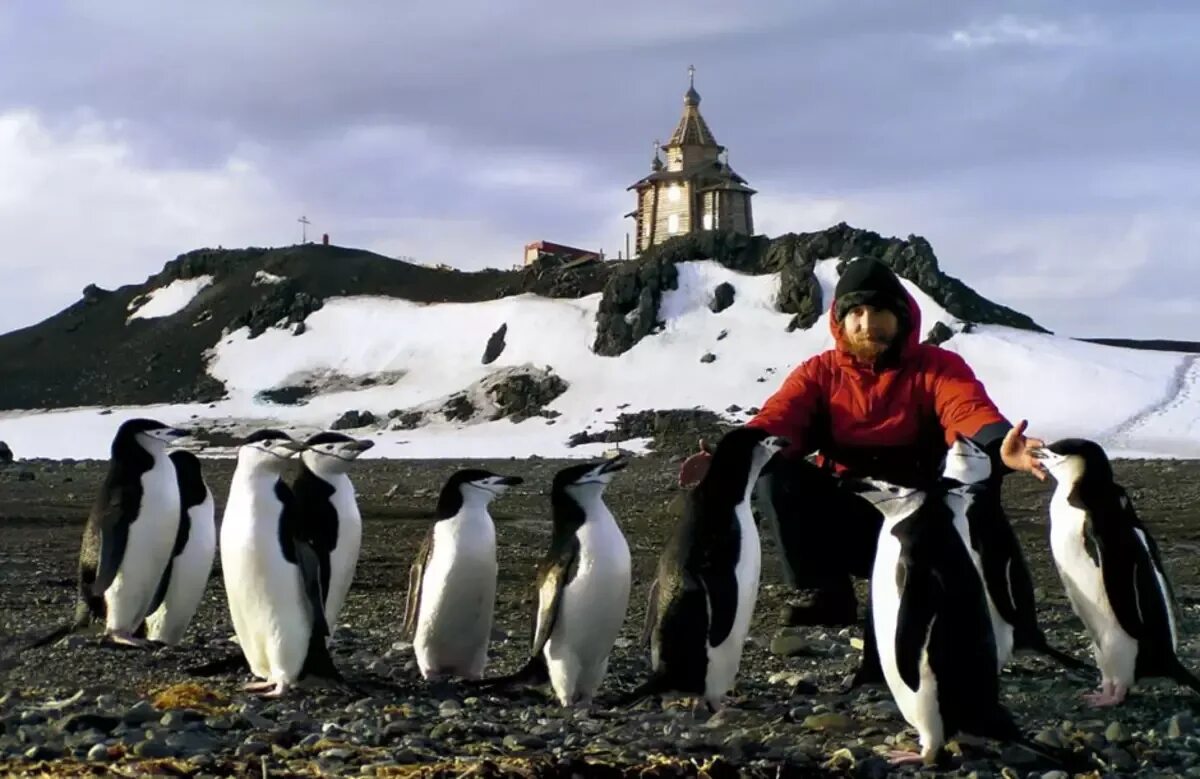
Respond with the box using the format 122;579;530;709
886;750;926;766
103;632;152;649
242;681;277;692
1082;687;1127;707
257;684;290;699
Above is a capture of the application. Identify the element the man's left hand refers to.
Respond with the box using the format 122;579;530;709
1000;419;1048;481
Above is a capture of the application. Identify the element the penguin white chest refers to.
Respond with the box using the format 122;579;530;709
145;490;217;644
414;512;498;678
871;525;944;750
703;501;762;699
106;450;181;631
544;509;632;701
1049;497;1122;639
220;478;310;682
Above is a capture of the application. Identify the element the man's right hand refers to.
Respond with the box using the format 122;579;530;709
678;437;713;488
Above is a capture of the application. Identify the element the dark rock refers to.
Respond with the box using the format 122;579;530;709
716;329;729;340
122;701;159;726
709;282;736;313
81;283;112;303
59;713;120;734
86;743;111;761
566;408;731;455
923;321;955;346
483;367;568;422
390;411;424;430
256;385;313;405
592;224;1045;357
331;410;376;430
16;470;34;482
24;744;61;761
292;321;306;336
482;323;508;365
700;352;717;364
0;441;11;465
134;739;177;758
441;394;475;422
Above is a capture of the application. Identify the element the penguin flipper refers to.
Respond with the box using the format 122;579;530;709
895;563;937;693
402;527;434;641
699;568;738;647
295;539;342;682
91;494;130;597
143;558;175;624
530;537;579;658
640;578;660;649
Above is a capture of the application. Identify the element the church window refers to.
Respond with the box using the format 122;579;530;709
667;213;680;234
667;184;681;203
702;212;713;230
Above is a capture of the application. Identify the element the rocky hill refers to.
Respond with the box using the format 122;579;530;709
0;224;1044;412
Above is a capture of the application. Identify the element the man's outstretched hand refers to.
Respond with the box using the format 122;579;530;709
1001;419;1048;481
678;437;714;488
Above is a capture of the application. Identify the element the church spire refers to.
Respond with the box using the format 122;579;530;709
668;64;719;149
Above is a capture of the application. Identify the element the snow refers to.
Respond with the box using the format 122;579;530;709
253;270;285;285
4;260;1199;461
127;275;213;321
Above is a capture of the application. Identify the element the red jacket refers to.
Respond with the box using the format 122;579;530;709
746;291;1010;485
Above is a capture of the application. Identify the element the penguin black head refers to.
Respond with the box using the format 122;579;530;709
436;468;523;518
237;429;307;470
941;433;991;486
301;431;375;474
698;427;789;499
1031;438;1112;484
114;418;189;453
552;453;628;489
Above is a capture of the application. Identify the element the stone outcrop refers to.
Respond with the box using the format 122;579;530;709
482;323;507;365
590;224;1046;357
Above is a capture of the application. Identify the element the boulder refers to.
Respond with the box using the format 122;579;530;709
331;410;376;430
482;323;508;365
709;282;735;313
0;441;12;465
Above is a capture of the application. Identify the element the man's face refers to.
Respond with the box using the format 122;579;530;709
840;305;899;362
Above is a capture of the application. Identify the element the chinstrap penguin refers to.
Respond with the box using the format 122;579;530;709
475;456;631;706
619;427;787;712
291;431;374;636
404;468;523;681
860;478;1087;769
139;449;216;645
1035;438;1200;705
220;430;345;697
77;418;189;647
23;419;189;650
942;434;1087;673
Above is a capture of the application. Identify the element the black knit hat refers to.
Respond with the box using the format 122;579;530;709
833;258;910;324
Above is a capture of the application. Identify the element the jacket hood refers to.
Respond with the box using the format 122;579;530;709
828;287;923;365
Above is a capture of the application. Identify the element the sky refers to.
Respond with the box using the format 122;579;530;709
1;1;1197;339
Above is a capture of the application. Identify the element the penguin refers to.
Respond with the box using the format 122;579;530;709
619;427;788;712
475;456;631;706
860;478;1083;768
220;429;344;697
403;469;523;680
291;431;374;635
139;450;216;645
1034;438;1200;706
73;418;189;647
941;434;1087;673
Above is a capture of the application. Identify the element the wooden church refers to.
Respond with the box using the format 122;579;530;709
626;67;756;255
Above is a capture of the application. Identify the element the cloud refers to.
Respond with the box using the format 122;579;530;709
943;15;1102;50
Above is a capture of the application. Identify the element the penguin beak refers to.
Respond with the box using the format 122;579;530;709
496;476;524;487
599;455;628;474
278;441;308;455
346;439;375;453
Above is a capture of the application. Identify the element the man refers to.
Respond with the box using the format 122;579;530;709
679;257;1046;627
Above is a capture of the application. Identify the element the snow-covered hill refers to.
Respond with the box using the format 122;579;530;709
2;259;1198;460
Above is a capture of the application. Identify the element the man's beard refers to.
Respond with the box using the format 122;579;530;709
845;334;893;363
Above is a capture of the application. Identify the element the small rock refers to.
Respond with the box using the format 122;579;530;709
1033;728;1064;749
86;743;111;761
236;740;270;757
1105;721;1128;743
24;744;61;761
699;352;716;364
1041;771;1070;779
134;740;176;758
1169;713;1195;739
1102;746;1137;771
320;747;355;761
438;700;462;717
122;701;159;725
802;712;854;732
502;733;546;750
